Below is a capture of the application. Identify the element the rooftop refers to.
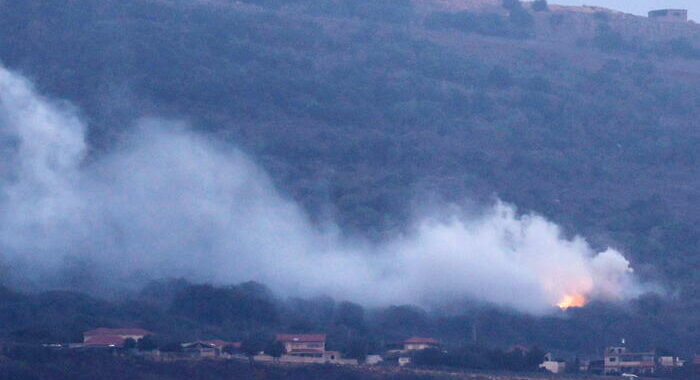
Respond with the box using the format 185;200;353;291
404;337;440;344
84;335;126;347
276;334;326;343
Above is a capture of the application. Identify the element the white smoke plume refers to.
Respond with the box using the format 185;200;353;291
0;65;642;314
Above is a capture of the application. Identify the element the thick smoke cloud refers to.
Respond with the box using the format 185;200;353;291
0;65;641;314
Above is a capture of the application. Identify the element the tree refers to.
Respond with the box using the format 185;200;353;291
501;0;522;10
509;7;534;28
265;340;286;363
343;338;369;362
334;301;366;331
123;338;136;350
241;335;266;366
532;0;549;12
524;346;546;370
136;335;158;351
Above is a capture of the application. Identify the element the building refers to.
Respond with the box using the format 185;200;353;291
540;353;567;374
253;334;355;365
648;9;688;23
658;355;684;371
403;337;440;351
275;334;326;358
604;346;657;376
83;328;153;347
366;354;383;365
181;341;220;358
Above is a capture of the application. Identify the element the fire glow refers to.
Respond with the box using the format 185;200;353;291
557;294;587;310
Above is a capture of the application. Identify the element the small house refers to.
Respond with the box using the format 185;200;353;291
83;328;153;347
540;353;566;374
403;337;440;351
275;334;326;358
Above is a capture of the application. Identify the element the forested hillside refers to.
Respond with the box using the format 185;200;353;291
0;0;698;356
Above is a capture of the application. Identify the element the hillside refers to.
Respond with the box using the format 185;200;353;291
0;0;698;357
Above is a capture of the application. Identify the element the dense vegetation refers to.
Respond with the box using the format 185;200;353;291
0;0;698;364
0;349;469;380
0;279;696;362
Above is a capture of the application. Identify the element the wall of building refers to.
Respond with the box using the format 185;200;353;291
649;9;688;23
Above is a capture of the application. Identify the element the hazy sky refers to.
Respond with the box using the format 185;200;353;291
551;0;698;21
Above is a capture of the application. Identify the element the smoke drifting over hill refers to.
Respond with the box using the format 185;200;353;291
0;65;641;314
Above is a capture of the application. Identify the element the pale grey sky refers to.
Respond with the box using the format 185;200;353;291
550;0;698;21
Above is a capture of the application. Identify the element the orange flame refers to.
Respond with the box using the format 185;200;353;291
557;294;587;310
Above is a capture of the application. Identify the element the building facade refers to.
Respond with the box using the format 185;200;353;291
403;337;440;351
648;9;688;23
275;334;326;358
604;347;657;376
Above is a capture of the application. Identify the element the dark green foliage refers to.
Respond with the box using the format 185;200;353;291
0;354;466;380
654;38;700;59
532;0;548;12
594;23;632;52
265;340;286;358
170;283;278;325
508;7;534;28
241;333;268;364
334;302;366;331
159;341;183;353
0;280;699;361
425;10;533;38
123;338;136;349
501;0;522;11
136;335;158;351
411;345;544;371
0;0;698;362
310;0;416;23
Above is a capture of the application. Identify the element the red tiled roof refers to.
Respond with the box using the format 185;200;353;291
84;328;152;337
276;334;326;343
405;337;440;344
84;335;126;347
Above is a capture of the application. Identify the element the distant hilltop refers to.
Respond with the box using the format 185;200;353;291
414;0;699;42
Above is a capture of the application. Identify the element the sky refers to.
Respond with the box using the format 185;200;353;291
551;0;698;21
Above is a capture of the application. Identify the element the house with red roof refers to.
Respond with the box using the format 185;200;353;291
83;328;153;347
403;337;440;351
275;334;326;358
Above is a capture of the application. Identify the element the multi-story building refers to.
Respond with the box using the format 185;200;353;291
604;346;657;376
275;334;326;358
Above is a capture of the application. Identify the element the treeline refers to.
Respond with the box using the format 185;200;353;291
593;22;700;58
0;0;698;361
0;280;696;359
425;0;539;39
0;349;458;380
